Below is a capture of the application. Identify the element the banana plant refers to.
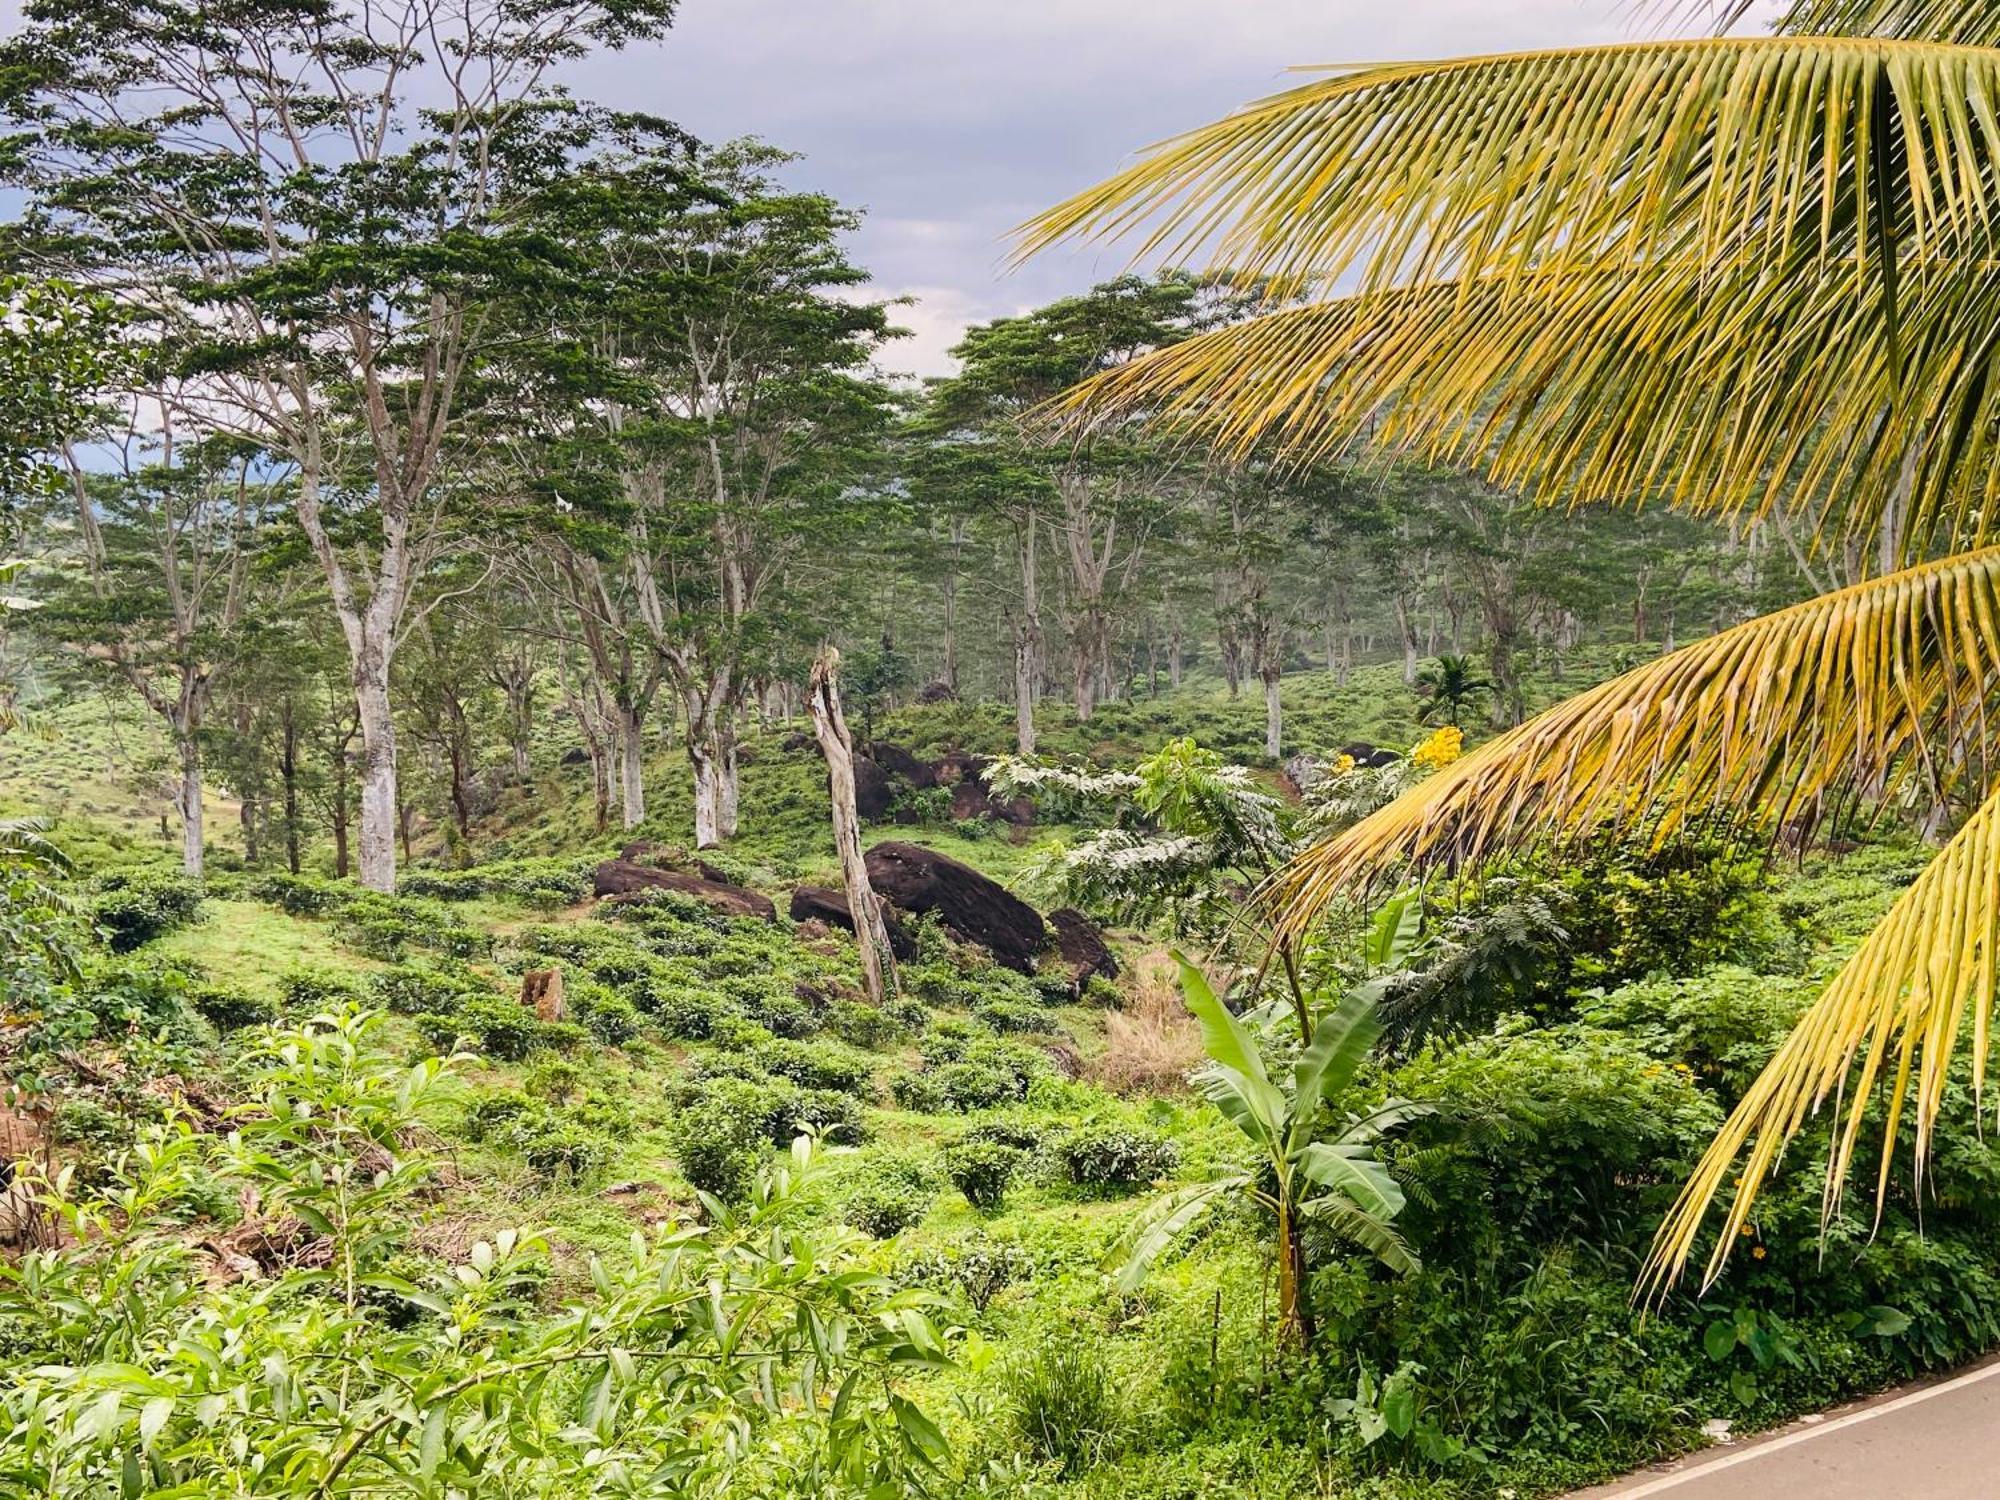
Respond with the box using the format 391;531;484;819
1107;953;1429;1347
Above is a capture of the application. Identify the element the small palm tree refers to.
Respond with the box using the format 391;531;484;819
1413;654;1491;728
1025;0;2000;1291
1108;956;1425;1347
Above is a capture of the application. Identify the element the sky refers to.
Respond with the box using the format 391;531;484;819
571;0;1727;379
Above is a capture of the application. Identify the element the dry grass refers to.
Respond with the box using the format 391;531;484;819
1089;953;1203;1096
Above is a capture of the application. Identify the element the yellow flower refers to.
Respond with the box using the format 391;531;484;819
1332;753;1358;775
1410;725;1464;772
1752;1246;1767;1260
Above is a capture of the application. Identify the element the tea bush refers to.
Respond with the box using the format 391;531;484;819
1056;1127;1181;1190
416;994;583;1061
945;1139;1022;1209
88;869;204;950
844;1152;940;1239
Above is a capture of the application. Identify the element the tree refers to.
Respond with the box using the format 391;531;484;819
514;140;897;846
808;647;899;1005
1413;655;1492;730
1110;960;1423;1348
39;423;269;876
1;0;677;890
1025;1;2000;1291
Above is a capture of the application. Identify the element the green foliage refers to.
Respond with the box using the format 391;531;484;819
1004;1342;1129;1477
399;856;595;907
415;994;583;1062
1056;1126;1180;1191
339;892;491;962
755;1037;876;1094
185;981;277;1032
0;1013;951;1495
277;966;364;1011
668;1076;779;1201
249;871;349;917
945;1140;1023;1209
843;1153;940;1240
369;961;493;1016
88;868;204;951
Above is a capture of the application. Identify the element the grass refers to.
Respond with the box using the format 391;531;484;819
153;899;386;1000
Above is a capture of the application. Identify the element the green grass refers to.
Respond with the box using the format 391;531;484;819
153;899;386;999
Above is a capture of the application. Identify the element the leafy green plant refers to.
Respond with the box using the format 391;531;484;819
0;1012;952;1495
1003;1340;1128;1477
946;1140;1023;1209
88;868;204;951
1108;957;1427;1346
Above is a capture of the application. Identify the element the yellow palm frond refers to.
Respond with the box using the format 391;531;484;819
1020;36;2000;558
1045;255;2000;549
1699;0;2000;49
1270;546;2000;939
1645;778;2000;1293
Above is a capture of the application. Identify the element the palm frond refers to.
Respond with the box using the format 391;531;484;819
1041;254;2000;551
1703;0;2000;49
1021;36;2000;555
1268;545;2000;945
1644;778;2000;1294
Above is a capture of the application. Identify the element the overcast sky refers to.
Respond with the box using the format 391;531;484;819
571;1;1732;378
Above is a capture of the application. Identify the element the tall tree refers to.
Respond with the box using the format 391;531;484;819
40;420;269;874
1;0;677;889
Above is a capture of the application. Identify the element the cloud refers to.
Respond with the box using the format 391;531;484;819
571;0;1724;374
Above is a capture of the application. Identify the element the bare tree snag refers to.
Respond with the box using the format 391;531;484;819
520;969;565;1023
808;647;898;1004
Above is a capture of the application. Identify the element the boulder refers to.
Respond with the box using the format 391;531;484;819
915;679;957;704
867;742;937;788
949;778;1035;826
1048;908;1118;994
852;755;896;819
788;884;918;960
591;860;776;921
559;746;589;767
1341;741;1402;769
781;731;814;753
932;750;991;786
864;840;1046;973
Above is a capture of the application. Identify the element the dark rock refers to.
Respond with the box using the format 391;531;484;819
866;742;936;788
619;839;662;863
781;731;814;753
932;750;991;786
1341;741;1402;768
852;756;895;819
592;860;776;921
560;746;589;767
1048;907;1118;994
787;884;918;960
916;680;957;704
864;840;1046;973
949;779;1035;826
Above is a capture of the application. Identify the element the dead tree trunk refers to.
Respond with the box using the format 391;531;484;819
808;648;899;1005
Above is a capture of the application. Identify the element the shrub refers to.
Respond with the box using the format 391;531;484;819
570;982;643;1046
462;1091;537;1144
826;999;906;1050
339;892;489;962
1056;1127;1179;1189
89;870;204;951
931;1061;1020;1112
648;983;732;1040
754;1038;874;1094
901;1235;1034;1312
369;962;489;1016
792;1087;867;1145
248;872;347;918
187;983;277;1032
668;1077;773;1201
1004;1341;1127;1476
272;967;360;1012
888;1070;946;1112
843;1154;938;1239
1090;971;1202;1095
729;983;818;1039
944;1140;1021;1209
417;995;583;1062
517;1121;610;1181
883;996;930;1035
400;857;594;908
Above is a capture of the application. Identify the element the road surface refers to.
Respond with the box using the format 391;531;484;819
1567;1355;2000;1499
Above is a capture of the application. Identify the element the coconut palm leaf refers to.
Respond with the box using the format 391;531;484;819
1019;37;2000;559
1646;779;2000;1292
1268;545;2000;944
1702;0;2000;48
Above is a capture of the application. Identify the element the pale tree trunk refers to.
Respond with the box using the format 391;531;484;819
617;701;646;830
808;648;898;1005
174;723;203;877
718;725;740;840
1262;666;1283;760
1009;516;1041;756
1396;596;1421;687
353;657;398;892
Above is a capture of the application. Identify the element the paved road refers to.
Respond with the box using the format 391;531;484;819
1568;1356;2000;1499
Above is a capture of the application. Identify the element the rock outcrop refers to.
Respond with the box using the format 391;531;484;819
863;840;1046;972
591;860;777;921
